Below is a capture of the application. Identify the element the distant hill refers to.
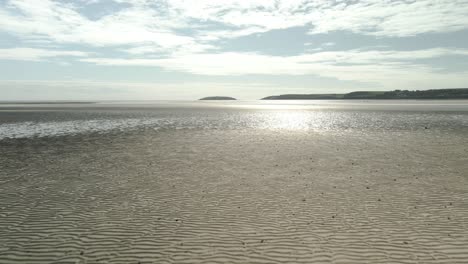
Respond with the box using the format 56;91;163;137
261;88;468;100
199;96;237;100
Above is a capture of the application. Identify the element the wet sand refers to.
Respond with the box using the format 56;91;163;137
0;128;467;263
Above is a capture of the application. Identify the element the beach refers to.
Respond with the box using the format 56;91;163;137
1;101;468;263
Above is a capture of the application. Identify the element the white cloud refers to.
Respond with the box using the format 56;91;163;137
152;0;468;37
0;0;467;94
81;48;468;74
122;43;217;55
0;48;89;61
306;0;468;37
0;0;199;52
80;48;468;88
1;0;468;53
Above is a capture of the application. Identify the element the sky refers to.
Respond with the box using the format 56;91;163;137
1;0;468;100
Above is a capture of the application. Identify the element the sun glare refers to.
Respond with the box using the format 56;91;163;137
262;111;311;130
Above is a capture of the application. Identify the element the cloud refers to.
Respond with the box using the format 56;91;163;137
0;0;199;52
81;48;468;74
1;0;468;54
80;48;468;88
306;0;468;37
122;0;468;38
0;0;467;94
0;48;89;61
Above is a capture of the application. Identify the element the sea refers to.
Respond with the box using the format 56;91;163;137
1;100;468;139
1;100;468;263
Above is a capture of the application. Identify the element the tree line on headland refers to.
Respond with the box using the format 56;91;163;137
199;88;468;100
261;88;468;100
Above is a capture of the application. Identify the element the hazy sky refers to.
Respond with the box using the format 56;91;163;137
1;0;468;100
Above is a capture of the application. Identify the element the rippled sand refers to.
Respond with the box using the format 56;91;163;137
1;128;467;264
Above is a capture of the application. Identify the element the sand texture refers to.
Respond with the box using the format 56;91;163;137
0;128;467;264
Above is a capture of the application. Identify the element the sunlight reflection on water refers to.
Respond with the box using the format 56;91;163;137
257;111;312;130
1;100;468;139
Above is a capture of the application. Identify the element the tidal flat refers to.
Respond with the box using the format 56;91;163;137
1;100;468;263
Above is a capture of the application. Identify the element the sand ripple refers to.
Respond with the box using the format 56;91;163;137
0;129;467;263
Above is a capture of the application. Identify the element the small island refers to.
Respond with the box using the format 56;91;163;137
199;96;237;100
261;88;468;100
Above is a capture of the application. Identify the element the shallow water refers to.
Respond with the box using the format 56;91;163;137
1;100;468;139
1;100;468;264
